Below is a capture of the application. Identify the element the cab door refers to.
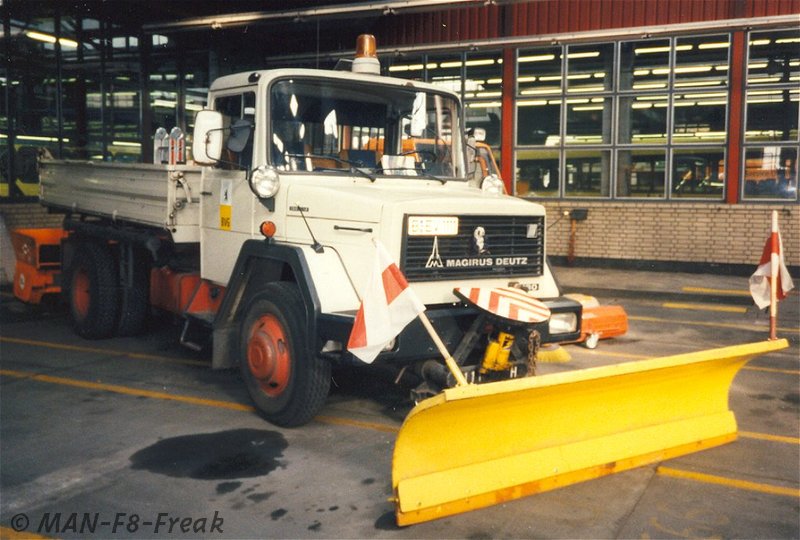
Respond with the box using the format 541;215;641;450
200;91;259;285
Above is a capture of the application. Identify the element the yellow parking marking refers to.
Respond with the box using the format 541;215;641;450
580;349;796;376
0;526;51;539
0;368;399;433
0;369;255;412
5;367;800;500
743;366;800;375
657;466;800;498
582;349;648;360
662;302;747;314
629;315;800;334
740;431;800;445
0;336;208;367
682;286;751;296
317;415;399;434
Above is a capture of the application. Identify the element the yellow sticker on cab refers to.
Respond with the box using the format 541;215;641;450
220;178;233;231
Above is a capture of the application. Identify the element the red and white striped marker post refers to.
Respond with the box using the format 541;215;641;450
769;210;779;340
750;210;794;341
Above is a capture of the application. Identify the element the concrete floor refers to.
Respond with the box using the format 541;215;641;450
1;268;798;539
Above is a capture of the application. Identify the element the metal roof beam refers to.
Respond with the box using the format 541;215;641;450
143;0;510;33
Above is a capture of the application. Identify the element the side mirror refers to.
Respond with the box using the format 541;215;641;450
192;110;224;165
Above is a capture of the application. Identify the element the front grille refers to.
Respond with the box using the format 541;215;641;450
401;214;545;281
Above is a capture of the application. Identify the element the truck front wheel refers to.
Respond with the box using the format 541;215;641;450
68;241;120;339
239;282;331;427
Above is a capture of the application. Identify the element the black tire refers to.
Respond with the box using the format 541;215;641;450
239;282;331;427
68;241;119;339
116;245;150;336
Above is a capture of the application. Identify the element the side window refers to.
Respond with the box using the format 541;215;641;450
213;92;256;171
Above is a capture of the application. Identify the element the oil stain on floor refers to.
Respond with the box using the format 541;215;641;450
129;429;288;480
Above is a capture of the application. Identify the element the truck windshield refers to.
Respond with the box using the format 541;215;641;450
270;78;465;180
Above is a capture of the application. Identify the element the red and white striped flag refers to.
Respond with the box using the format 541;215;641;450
749;222;794;310
347;241;425;363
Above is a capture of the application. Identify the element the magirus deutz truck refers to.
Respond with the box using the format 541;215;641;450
20;35;785;526
35;35;582;427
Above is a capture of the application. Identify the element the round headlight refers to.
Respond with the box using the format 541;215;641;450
481;174;506;195
249;166;280;199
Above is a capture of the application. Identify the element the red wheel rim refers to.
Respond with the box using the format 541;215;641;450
72;268;91;320
247;314;291;397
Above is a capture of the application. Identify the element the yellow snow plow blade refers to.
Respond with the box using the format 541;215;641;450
392;339;788;525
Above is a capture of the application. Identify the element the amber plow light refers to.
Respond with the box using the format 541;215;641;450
392;339;788;525
356;34;377;58
352;34;380;75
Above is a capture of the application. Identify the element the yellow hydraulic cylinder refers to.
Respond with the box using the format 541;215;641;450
392;339;788;526
481;332;514;373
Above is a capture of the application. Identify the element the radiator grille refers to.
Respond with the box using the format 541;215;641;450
401;214;545;281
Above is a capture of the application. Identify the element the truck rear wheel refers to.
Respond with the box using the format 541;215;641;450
239;282;331;427
68;241;119;339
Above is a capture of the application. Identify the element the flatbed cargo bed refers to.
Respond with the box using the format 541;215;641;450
39;160;202;243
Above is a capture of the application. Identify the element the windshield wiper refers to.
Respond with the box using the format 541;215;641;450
285;153;376;181
380;167;448;184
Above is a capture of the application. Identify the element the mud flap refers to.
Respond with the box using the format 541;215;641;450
392;339;788;525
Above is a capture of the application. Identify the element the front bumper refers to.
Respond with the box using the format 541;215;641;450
319;296;582;366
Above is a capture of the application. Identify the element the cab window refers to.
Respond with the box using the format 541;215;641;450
214;92;255;171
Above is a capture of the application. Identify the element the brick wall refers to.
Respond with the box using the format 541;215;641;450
0;202;64;230
539;201;799;272
1;201;796;275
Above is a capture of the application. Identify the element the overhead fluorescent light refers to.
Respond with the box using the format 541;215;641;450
467;101;502;109
518;54;555;63
566;51;600;59
698;41;729;50
465;59;495;67
26;30;79;48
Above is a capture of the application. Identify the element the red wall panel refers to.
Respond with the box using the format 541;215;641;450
377;0;798;47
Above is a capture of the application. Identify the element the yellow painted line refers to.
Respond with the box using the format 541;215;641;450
0;369;255;412
0;368;399;434
662;302;747;314
657;466;800;498
582;349;649;360
629;315;800;334
743;365;800;375
0;526;52;539
0;336;208;367
316;415;399;434
682;286;751;296
740;431;800;445
576;349;798;376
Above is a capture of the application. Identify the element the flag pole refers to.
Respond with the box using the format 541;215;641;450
417;312;469;387
769;210;779;341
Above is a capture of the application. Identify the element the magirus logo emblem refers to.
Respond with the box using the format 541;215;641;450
425;237;444;268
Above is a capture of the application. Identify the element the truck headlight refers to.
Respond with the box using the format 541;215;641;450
249;166;280;199
481;174;505;195
549;312;578;334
